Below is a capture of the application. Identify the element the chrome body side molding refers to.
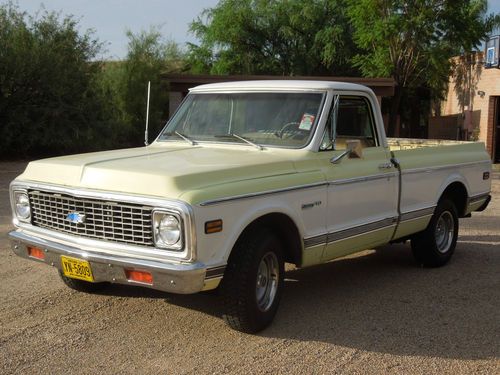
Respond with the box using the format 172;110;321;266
198;182;328;206
328;172;397;186
402;160;491;175
199;173;397;206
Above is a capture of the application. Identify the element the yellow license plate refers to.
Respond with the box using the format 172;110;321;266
61;256;94;282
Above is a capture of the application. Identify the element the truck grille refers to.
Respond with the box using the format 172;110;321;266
28;190;154;247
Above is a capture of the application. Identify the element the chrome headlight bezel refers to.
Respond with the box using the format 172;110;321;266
152;210;184;251
13;190;31;223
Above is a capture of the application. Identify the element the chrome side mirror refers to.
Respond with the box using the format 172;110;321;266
330;139;363;164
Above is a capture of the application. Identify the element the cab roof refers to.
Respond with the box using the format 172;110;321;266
189;80;374;94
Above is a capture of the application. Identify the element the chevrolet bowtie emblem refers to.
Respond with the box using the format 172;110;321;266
66;212;86;224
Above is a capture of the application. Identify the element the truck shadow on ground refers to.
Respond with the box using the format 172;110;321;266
100;240;500;361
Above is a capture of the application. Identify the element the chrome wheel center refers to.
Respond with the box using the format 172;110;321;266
257;274;267;287
256;252;279;312
435;211;454;253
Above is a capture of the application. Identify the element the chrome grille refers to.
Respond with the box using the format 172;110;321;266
28;190;154;246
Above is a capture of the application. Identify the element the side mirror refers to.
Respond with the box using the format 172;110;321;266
346;139;363;158
330;139;363;164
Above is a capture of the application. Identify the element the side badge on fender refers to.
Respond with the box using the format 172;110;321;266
301;201;322;210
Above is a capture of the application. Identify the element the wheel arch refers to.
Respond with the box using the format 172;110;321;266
229;212;303;267
438;180;469;217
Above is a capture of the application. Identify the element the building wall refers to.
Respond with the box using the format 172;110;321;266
440;63;500;157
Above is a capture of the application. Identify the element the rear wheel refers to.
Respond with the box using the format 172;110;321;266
411;199;459;267
58;272;108;293
220;229;284;333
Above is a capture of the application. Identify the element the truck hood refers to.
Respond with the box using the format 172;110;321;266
18;144;309;203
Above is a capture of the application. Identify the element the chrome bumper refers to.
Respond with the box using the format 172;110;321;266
9;230;208;294
475;194;491;212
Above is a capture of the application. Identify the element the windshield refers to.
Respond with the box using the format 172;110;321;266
158;92;325;148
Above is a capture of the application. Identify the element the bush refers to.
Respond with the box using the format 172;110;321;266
0;2;123;158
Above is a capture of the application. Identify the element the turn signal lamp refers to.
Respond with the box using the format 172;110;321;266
27;246;45;260
125;269;153;285
205;219;223;234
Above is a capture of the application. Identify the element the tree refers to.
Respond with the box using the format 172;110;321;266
100;28;186;146
347;0;500;136
0;2;114;158
0;3;188;158
188;0;359;76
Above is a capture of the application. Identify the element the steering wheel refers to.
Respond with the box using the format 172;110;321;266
275;122;301;139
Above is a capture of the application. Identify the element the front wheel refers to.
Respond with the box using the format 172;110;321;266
220;229;284;333
411;199;459;267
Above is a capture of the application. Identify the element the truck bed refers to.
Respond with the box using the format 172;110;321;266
387;137;473;151
386;137;491;241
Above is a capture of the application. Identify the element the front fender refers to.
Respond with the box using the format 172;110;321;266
191;184;328;267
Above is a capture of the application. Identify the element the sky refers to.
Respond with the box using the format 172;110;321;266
11;0;219;59
6;0;500;60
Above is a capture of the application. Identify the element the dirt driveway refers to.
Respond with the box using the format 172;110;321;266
1;161;499;374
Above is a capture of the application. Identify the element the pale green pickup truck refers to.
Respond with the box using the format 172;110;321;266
9;81;492;333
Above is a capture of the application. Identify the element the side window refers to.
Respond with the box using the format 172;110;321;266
320;96;377;151
336;97;377;148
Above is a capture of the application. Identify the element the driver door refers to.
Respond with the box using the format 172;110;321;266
319;95;399;261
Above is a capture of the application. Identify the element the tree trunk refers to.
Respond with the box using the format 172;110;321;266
387;85;402;137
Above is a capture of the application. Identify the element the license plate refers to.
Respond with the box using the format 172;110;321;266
61;256;94;282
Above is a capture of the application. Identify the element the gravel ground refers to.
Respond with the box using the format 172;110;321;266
1;161;499;375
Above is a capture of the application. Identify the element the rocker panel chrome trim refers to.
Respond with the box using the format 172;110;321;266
326;217;397;243
399;206;435;222
304;206;441;249
304;217;397;248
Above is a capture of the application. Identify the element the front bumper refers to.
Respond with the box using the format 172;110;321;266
9;230;209;294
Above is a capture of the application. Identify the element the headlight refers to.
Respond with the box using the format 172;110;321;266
14;191;31;222
153;211;183;250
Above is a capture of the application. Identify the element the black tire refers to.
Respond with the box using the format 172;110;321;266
58;271;108;293
220;228;284;333
411;199;459;267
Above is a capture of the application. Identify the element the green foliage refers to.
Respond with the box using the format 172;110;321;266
124;29;185;143
0;3;186;158
0;2;115;158
188;0;359;76
347;0;499;135
98;28;186;146
348;0;496;87
3;0;497;156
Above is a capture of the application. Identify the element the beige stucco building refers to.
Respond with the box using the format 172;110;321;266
438;53;500;162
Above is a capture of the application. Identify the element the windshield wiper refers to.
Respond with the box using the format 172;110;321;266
161;131;196;145
166;131;196;145
175;131;196;145
214;133;263;150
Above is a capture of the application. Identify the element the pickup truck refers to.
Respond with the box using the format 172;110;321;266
9;80;492;333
